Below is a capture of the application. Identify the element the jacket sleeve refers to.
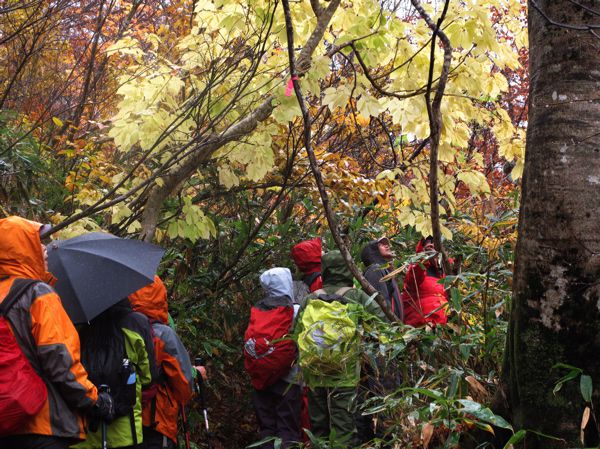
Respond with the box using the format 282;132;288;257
404;263;426;295
123;327;153;387
352;289;388;322
364;265;391;302
156;325;193;405
30;289;98;409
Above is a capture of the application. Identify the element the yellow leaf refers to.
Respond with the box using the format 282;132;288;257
457;170;490;195
218;166;240;189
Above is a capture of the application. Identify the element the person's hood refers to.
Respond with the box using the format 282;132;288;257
260;267;293;298
360;239;387;266
322;250;353;287
290;238;322;274
416;236;433;253
128;275;168;324
0;216;48;280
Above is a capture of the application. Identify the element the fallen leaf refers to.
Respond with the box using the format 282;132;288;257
421;422;434;449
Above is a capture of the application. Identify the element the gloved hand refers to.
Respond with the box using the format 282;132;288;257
91;390;115;423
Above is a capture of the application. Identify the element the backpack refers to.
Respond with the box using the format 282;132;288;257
79;312;137;421
297;287;361;386
0;279;48;436
243;297;297;390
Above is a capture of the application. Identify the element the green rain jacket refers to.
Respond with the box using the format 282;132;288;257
296;251;386;388
74;310;155;449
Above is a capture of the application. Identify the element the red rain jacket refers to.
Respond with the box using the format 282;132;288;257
291;238;323;291
401;239;449;327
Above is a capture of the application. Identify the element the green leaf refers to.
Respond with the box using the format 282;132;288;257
274;92;301;123
552;363;583;371
580;374;593;402
503;429;526;448
553;368;582;395
246;436;281;448
457;399;513;431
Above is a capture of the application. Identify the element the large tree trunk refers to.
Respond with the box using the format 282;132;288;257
507;1;600;447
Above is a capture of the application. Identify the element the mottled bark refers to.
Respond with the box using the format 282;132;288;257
507;1;600;447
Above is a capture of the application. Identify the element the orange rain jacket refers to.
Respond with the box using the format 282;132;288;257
0;216;98;439
129;276;193;443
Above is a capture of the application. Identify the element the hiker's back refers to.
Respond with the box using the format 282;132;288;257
297;286;362;388
75;302;155;449
146;321;193;444
0;216;99;449
128;275;194;448
245;267;302;449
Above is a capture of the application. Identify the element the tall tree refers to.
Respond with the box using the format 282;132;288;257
507;1;600;446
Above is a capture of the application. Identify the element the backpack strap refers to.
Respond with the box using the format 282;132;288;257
334;287;353;297
0;279;40;316
302;272;321;288
150;396;158;428
313;287;354;302
0;278;44;379
129;408;139;448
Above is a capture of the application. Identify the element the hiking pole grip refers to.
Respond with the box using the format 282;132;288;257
99;384;110;449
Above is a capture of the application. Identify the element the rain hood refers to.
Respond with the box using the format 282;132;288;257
260;267;293;299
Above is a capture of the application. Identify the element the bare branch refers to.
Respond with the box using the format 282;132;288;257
281;0;398;323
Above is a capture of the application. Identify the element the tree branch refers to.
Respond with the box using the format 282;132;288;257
410;0;453;274
281;0;398;323
137;0;342;241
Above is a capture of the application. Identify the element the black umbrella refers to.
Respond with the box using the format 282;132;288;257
47;232;165;324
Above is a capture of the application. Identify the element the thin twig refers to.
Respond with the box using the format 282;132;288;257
281;0;398;322
410;0;453;274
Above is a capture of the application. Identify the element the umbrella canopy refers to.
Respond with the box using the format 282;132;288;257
47;232;165;324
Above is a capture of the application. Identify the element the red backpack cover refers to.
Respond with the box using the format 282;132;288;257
0;279;48;436
243;304;296;390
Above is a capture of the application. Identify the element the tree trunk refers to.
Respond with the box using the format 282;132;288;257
507;1;600;447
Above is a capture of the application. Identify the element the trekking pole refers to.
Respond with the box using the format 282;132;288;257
194;357;212;449
180;405;192;449
99;384;110;449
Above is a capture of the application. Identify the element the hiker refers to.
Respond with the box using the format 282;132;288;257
359;236;405;442
291;238;323;304
360;236;403;320
128;276;194;449
0;216;112;449
401;236;449;327
244;267;302;449
296;250;387;446
75;299;157;449
290;238;323;440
